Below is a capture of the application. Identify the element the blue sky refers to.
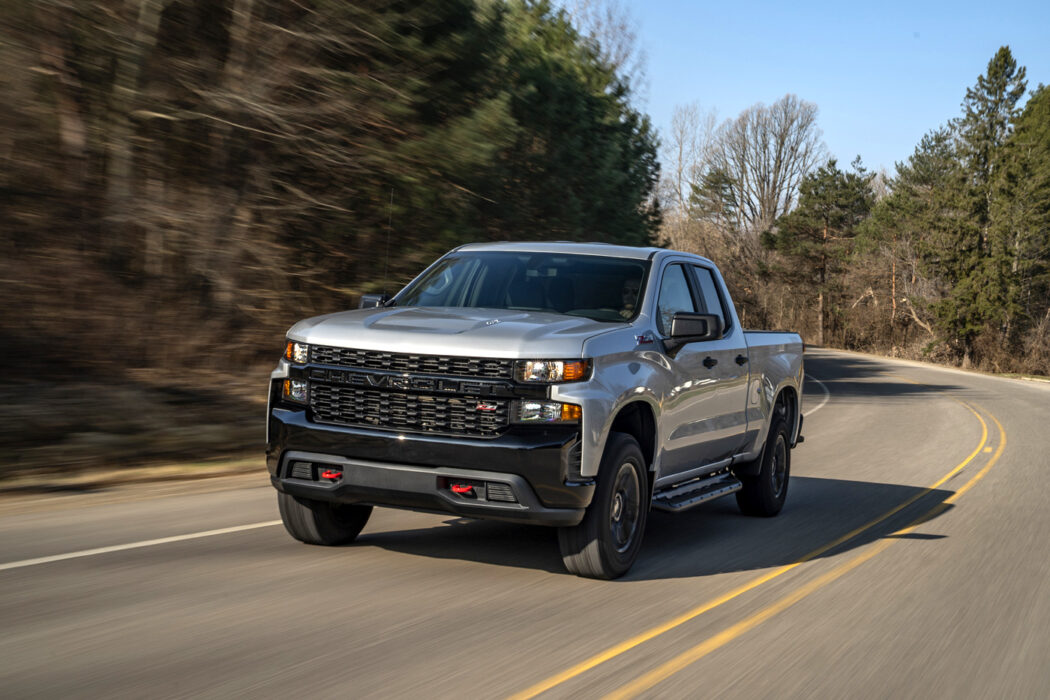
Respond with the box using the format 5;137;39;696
631;0;1050;174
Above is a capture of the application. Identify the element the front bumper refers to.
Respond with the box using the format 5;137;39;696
267;407;593;526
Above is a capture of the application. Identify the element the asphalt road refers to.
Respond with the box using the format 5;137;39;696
2;349;1048;699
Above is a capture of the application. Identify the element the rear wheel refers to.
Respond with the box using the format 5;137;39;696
278;492;372;545
736;416;790;517
558;433;648;579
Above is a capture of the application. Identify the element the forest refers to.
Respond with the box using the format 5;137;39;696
661;48;1049;375
1;1;1047;475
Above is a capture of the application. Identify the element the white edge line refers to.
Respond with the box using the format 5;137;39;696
0;520;283;572
803;375;830;417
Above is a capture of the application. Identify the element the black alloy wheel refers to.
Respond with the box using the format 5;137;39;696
736;415;790;517
558;432;649;579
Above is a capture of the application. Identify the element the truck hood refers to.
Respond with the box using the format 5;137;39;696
288;307;623;358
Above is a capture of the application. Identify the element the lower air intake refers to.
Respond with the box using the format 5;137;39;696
486;482;517;503
289;461;314;480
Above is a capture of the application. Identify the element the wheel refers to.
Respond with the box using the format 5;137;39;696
278;492;372;545
736;416;790;517
558;433;649;579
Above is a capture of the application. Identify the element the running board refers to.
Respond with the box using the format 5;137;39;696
651;473;742;513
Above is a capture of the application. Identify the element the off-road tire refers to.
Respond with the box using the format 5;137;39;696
736;416;790;517
278;492;372;545
558;433;648;579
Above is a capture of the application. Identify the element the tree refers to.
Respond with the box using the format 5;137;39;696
1;0;661;380
561;0;647;95
659;102;717;212
991;83;1050;362
705;95;828;239
767;159;874;345
857;129;959;346
482;0;660;245
655;102;717;254
931;46;1027;364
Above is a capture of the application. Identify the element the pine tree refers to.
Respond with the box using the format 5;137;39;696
934;46;1027;364
767;159;874;345
857;129;959;343
991;84;1050;359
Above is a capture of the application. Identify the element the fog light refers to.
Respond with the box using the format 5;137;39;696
515;400;581;423
283;379;308;403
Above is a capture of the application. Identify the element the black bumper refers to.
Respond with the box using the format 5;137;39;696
267;407;593;526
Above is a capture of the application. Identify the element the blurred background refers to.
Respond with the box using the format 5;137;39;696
0;0;661;480
1;0;1046;482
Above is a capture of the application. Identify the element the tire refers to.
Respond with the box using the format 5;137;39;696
736;416;790;517
558;433;649;579
278;492;372;546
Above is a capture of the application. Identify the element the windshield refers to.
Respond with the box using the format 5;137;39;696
394;251;650;322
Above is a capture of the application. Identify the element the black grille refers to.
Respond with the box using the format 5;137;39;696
311;346;514;380
310;383;510;437
485;482;518;503
289;461;313;480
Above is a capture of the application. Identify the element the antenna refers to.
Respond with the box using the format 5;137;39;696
383;188;393;299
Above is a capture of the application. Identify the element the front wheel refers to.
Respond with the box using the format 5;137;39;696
278;492;372;545
558;433;649;579
736;416;790;517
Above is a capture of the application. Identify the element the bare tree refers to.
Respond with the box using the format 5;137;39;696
707;94;827;237
562;0;646;94
659;102;717;212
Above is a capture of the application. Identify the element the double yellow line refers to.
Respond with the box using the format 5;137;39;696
510;399;1006;700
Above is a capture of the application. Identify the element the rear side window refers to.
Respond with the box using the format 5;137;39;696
691;265;729;332
656;264;696;335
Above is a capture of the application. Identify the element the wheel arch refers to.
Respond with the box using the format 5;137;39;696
774;384;801;447
607;399;657;497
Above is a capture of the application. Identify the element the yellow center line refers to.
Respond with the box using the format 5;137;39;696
508;400;988;700
605;406;1007;700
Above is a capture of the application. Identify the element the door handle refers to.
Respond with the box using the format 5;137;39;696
703;356;718;369
735;354;748;365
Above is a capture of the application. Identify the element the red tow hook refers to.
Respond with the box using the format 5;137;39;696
450;483;476;497
320;469;342;481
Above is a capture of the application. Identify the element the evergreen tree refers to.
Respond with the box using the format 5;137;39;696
991;84;1050;352
933;46;1027;364
688;167;741;236
480;0;660;245
857;129;960;342
767;158;874;345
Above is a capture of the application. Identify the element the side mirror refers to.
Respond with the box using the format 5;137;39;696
665;312;723;354
358;293;390;309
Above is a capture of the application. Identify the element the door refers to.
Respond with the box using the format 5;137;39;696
656;263;750;483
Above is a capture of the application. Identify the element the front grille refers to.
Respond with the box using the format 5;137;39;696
310;383;510;437
311;346;514;380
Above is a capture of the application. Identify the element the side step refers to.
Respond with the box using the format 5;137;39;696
651;473;742;513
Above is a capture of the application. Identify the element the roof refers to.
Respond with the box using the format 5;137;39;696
454;241;667;261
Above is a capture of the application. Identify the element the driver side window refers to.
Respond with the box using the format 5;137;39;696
656;264;696;336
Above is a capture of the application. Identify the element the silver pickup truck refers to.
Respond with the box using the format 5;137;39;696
267;242;804;578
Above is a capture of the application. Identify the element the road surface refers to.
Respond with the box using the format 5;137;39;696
2;349;1048;698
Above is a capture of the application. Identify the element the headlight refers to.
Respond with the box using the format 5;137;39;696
514;400;582;423
282;379;308;403
514;359;590;383
285;340;309;364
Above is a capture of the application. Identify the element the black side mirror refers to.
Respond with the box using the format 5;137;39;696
665;312;723;354
358;293;390;309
